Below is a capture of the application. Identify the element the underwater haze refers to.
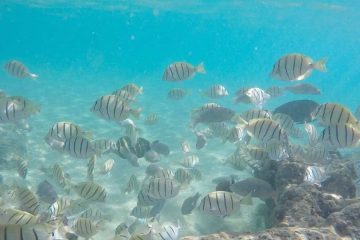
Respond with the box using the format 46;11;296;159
1;1;360;239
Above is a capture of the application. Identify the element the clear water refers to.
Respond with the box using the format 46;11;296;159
0;0;360;238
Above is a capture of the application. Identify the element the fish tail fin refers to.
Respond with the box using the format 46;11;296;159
131;108;142;119
28;73;38;80
196;62;206;74
313;58;327;72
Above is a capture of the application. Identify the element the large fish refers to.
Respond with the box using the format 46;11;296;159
229;177;275;201
273;100;319;123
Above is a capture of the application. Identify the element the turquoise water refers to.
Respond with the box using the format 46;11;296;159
1;0;360;239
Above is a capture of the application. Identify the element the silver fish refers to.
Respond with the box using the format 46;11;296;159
4;60;38;80
163;62;205;82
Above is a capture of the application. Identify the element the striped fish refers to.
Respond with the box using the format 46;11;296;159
130;206;150;219
87;155;96;181
246;118;288;144
302;145;328;163
224;152;247;171
0;224;52;240
153;168;174;180
115;222;129;235
192;103;220;117
304;122;318;146
189;168;202;181
163;62;205;82
0;96;39;123
311;103;358;126
264;141;289;161
244;88;271;108
144;113;158;125
73;182;107;202
63;136;96;159
167;88;187;100
91;95;141;121
198;191;243;217
16;160;28;179
124;175;139;194
130;230;156;240
13;187;40;215
317;123;360;148
100;159;115;175
304;166;327;185
241;109;271;122
92;139;115;155
46;121;89;141
273;113;294;131
115;228;131;240
52;163;70;189
157;222;181;240
73;217;99;239
0;208;38;225
48;198;72;219
270;53;327;81
112;89;136;102
182;155;199;168
4;60;38;80
146;178;180;200
265;86;283;98
137;189;162;207
80;208;103;221
120;83;143;97
244;145;269;161
208;122;230;139
224;125;245;143
174;168;193;184
202;85;229;99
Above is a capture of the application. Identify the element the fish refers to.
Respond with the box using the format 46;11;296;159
112;89;136;102
189;168;202;181
150;140;170;156
46;121;89;142
264;141;289;161
144;150;161;163
212;175;241;184
195;131;207;150
146;178;180;199
0;224;53;239
272;113;295;131
73;217;100;239
153;168;174;180
273;100;319;123
270;53;327;81
311;103;358;126
167;88;188;100
92;139;116;155
245;118;288;144
181;192;201;215
63;136;96;159
137;189;163;207
91;95;141;121
317;123;360;148
115;136;139;167
157;222;181;240
302;145;328;163
198;191;251;217
208;122;230;139
148;199;166;219
130;230;156;240
115;228;131;240
215;177;236;192
0;208;39;225
191;103;220;117
224;151;247;171
304;122;318;146
52;163;71;190
73;181;107;202
134;137;151;158
191;106;235;127
115;222;129;235
131;206;150;219
48;198;72;219
36;180;58;204
243;145;269;161
202;84;229;98
229;177;275;201
128;219;152;235
0;96;40;123
181;141;191;154
4;60;38;80
284;83;321;95
174;168;193;184
87;155;96;181
240;109;272;122
16;159;28;179
144;113;158;125
182;155;199;168
304;166;327;185
124;174;139;195
120;118;140;144
80;208;104;221
244;88;271;108
120;83;143;97
224;125;245;143
265;86;283;98
100;159;115;175
12;187;40;215
163;62;205;82
145;164;164;178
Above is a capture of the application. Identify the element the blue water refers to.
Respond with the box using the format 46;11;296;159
1;0;360;238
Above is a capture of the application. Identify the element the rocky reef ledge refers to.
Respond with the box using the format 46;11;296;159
182;156;360;240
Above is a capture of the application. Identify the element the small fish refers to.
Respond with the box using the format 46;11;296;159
80;208;104;221
157;222;181;240
163;62;205;82
181;141;191;154
0;208;39;225
244;88;271;108
100;159;115;175
264;141;289;161
0;224;52;239
302;145;328;163
145;164;164;178
240;109;271;122
52;163;71;189
73;217;100;239
124;175;139;194
112;89;136;102
115;136;139;167
46;121;89;142
16;159;28;179
91;95;141;122
4;60;38;80
92;139;116;155
36;180;58;204
304;122;318;146
149;199;166;219
191;106;235;127
245;118;288;144
274;100;319;124
63;136;96;159
130;206;150;219
265;86;284;98
182;155;199;168
153;168;174;180
146;178;180;200
115;228;131;240
167;88;188;100
11;187;40;215
73;181;107;202
229;177;275;201
224;125;245;143
150;140;170;156
224;151;247;171
48;198;72;219
130;229;156;240
181;192;201;215
137;189;163;207
87;155;96;181
243;145;269;161
144;150;161;163
273;113;295;131
0;96;39;123
270;53;327;81
284;83;321;95
134;137;151;158
195;131;207;150
144;113;158;125
191;103;220;117
120;83;143;97
202;84;229;98
174;168;193;184
304;166;327;185
208;122;230;139
317;123;360;148
311;103;358;126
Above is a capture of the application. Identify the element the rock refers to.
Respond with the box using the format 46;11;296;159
275;161;306;191
327;202;360;238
